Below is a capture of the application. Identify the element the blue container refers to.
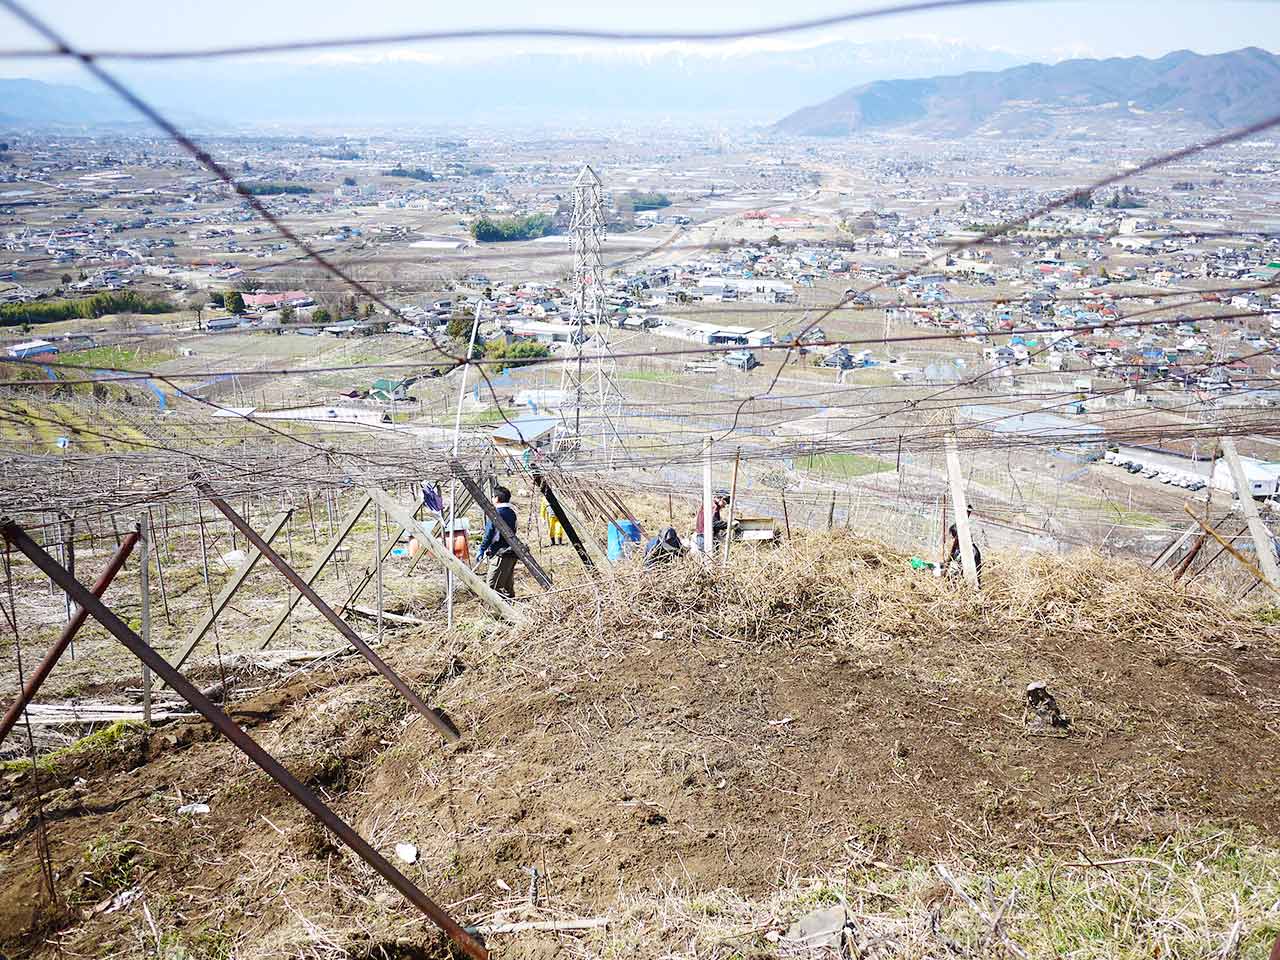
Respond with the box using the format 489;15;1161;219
606;520;642;561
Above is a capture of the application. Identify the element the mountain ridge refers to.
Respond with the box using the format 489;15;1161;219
773;46;1280;138
0;77;136;127
1;40;1025;127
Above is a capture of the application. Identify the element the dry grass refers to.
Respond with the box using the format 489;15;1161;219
5;531;1278;960
504;530;1266;656
584;829;1280;959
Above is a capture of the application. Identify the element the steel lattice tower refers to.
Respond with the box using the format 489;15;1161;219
559;164;624;462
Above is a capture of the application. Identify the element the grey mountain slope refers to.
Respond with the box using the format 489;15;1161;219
0;77;135;126
774;47;1280;137
3;40;1024;128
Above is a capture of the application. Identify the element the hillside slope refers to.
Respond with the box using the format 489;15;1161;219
1;536;1277;958
0;78;134;126
774;46;1280;138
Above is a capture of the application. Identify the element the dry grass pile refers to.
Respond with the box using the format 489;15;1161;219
512;531;1263;654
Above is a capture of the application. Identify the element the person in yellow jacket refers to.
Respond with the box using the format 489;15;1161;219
540;500;564;546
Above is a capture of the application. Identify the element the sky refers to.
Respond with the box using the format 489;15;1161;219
3;0;1279;79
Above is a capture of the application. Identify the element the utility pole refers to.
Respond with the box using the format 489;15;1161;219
446;305;482;628
1220;436;1280;592
703;437;714;556
558;164;625;465
944;433;979;589
138;519;151;726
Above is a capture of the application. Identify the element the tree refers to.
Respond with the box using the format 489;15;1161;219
225;291;246;314
362;303;374;318
194;303;204;329
382;166;435;182
235;276;261;293
470;213;554;242
1068;189;1093;209
311;307;332;325
342;176;357;187
279;304;296;324
447;313;477;342
60;274;72;284
1;291;173;328
624;191;670;212
209;291;226;307
483;339;551;367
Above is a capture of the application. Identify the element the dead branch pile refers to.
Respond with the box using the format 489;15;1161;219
510;531;1265;655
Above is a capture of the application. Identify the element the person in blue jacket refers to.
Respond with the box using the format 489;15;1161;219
477;485;518;598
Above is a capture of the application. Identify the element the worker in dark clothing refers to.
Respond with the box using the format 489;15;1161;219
643;526;684;567
477;485;518;598
693;489;731;553
943;506;982;583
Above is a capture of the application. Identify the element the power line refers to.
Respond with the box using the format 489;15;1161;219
0;0;1049;61
2;0;1279;535
7;305;1270;388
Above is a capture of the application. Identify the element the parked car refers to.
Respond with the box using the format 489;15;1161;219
1126;463;1143;474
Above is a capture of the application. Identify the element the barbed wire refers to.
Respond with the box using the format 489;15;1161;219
5;303;1273;389
1;0;1279;542
0;0;1057;60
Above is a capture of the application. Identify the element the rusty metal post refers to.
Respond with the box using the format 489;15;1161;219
0;531;138;746
193;479;460;743
138;520;151;726
1172;531;1210;581
532;470;595;571
0;519;487;960
454;464;552;590
723;449;740;563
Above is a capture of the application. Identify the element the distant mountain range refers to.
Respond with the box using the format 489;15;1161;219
774;47;1280;138
0;77;137;127
1;39;1024;128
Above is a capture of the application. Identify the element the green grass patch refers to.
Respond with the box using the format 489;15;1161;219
461;408;508;425
0;719;142;774
800;452;894;479
840;366;898;386
620;370;680;383
0;400;155;452
67;828;154;908
1254;606;1280;625
1060;493;1162;528
59;344;177;370
596;828;1280;960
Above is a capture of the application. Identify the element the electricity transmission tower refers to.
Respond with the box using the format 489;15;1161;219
558;164;625;463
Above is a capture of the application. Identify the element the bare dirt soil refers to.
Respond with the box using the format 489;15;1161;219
1;535;1277;958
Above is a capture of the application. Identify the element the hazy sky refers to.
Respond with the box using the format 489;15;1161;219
3;0;1278;79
